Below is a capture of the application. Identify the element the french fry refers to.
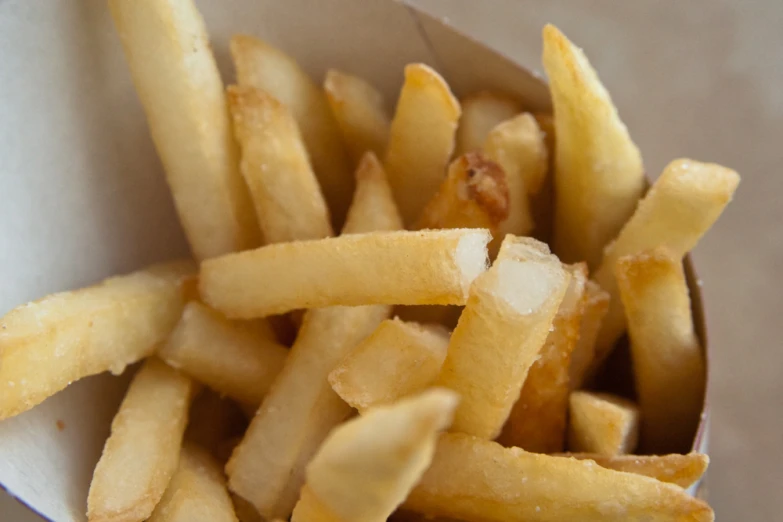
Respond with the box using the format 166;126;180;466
405;433;714;521
159;301;289;406
385;64;461;225
0;260;194;420
231;35;353;227
498;263;587;453
543;24;646;268
436;236;569;439
227;85;333;243
568;391;640;456
87;359;196;522
342;153;404;234
616;248;706;453
324;70;391;163
329;318;449;411
201;229;491;319
568;280;610;389
291;389;458;522
185;389;248;458
109;0;260;260
455;91;522;155
558;453;709;489
592;159;740;369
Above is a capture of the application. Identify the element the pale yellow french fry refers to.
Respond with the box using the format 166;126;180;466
0;260;195;420
498;263;587;453
567;391;640;456
455;91;522;155
201;229;490;319
185;389;248;459
543;24;646;268
324;70;391;163
109;0;260;260
329;319;449;411
436;236;569;439
227;85;333;243
342;153;403;234
568;280;610;389
291;389;458;522
231;35;353;227
148;444;239;522
558;453;709;489
87;359;196;522
385;64;460;225
159;302;289;406
616;248;706;453
592;159;740;369
405;433;714;521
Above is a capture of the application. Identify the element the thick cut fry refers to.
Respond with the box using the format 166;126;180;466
455;91;522;155
436;236;569;439
498;263;587;453
0;260;194;420
291;389;458;522
87;359;195;522
342;153;403;234
405;433;714;521
568;391;640;456
159;302;288;406
109;0;259;260
385;64;460;224
616;249;706;453
227;85;333;243
543;24;645;268
592;159;740;367
201;229;490;319
231;35;353;226
185;389;248;458
329;319;449;411
558;453;709;489
569;280;610;389
324;70;390;163
148;444;239;522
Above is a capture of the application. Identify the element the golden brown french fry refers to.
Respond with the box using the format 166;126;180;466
436;236;569;439
109;0;260;261
159;301;288;406
342;152;403;234
405;433;714;521
616;248;706;453
291;389;458;522
200;229;491;319
498;263;587;453
231;35;353;227
227;85;333;243
558;453;709;489
0;260;194;420
385;63;460;225
568;391;640;456
87;359;196;522
329;319;449;411
543;24;645;268
455;91;522;155
324;70;390;163
185;389;248;458
592;159;740;369
568;280;610;389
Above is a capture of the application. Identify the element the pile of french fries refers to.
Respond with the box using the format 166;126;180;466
0;1;742;521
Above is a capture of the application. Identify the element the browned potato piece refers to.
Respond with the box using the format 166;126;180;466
455;91;522;155
558;453;709;489
568;280;610;389
568;391;640;456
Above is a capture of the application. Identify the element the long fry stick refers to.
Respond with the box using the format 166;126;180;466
568;280;610;389
557;453;709;489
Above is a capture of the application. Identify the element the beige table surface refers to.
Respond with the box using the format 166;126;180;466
3;1;779;520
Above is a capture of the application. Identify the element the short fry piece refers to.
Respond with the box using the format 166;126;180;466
616;248;706;453
342;153;403;234
109;0;259;260
405;433;714;522
543;24;645;268
558;453;709;489
231;35;353;226
385;64;460;225
324;70;391;163
455;91;522;155
148;444;239;522
201;229;490;319
568;280;610;389
291;389;458;522
87;359;195;522
436;236;569;439
0;261;194;420
329;318;449;411
159;302;289;406
227;85;333;243
568;391;640;456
